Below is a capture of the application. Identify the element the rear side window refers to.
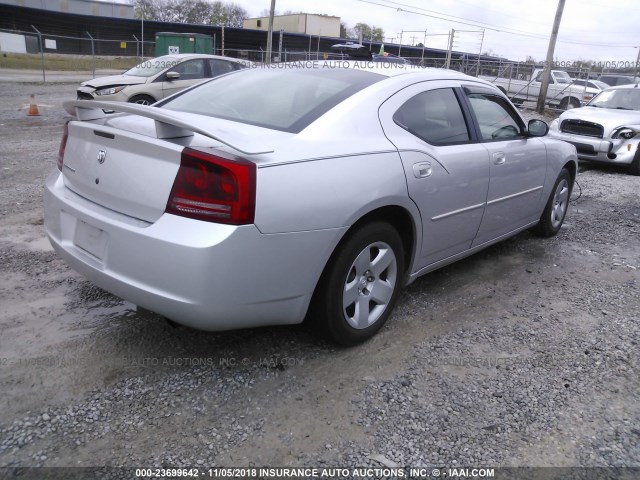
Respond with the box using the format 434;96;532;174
208;59;241;77
162;68;383;133
393;88;470;145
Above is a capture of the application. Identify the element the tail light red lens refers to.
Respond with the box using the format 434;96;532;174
166;148;256;225
57;121;69;171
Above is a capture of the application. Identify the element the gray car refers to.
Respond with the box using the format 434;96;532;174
45;62;577;345
549;83;640;175
76;54;252;105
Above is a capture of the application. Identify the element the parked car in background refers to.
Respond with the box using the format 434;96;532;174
372;54;411;65
480;68;600;109
597;74;636;87
571;79;610;92
76;54;252;105
47;63;576;345
549;84;640;175
330;42;373;60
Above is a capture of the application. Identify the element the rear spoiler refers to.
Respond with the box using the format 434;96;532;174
62;100;274;155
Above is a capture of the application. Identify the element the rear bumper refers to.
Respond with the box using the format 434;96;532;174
548;131;638;165
44;171;344;331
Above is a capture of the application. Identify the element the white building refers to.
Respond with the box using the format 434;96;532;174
243;13;341;38
0;0;134;18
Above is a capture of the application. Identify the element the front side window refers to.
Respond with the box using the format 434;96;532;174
169;60;205;80
393;88;470;145
553;71;572;84
467;93;524;141
125;56;180;77
535;71;552;83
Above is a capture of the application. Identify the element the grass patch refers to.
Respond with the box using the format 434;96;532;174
0;53;140;71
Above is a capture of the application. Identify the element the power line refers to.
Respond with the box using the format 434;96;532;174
359;0;639;48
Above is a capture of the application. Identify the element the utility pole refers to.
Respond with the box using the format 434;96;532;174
537;0;565;114
265;0;276;64
445;29;455;69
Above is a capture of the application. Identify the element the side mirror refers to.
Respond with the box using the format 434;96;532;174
528;119;549;137
166;71;180;81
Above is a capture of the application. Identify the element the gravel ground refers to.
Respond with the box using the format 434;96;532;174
0;80;638;478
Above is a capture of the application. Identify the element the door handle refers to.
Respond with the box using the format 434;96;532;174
492;152;506;165
412;162;432;178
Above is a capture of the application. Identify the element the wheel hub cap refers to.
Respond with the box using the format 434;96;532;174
343;242;398;330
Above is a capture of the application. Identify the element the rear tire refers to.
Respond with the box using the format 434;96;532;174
128;95;156;106
629;149;640;176
310;222;405;346
531;168;572;238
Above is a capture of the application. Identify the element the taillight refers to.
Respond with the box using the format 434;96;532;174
57;121;69;171
166;147;256;225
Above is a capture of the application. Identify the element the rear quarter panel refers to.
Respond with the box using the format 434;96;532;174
254;150;415;234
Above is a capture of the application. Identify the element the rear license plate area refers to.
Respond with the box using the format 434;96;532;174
74;220;108;261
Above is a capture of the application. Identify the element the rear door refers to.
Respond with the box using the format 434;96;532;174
379;81;490;269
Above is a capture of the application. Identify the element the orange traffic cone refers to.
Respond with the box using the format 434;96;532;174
27;94;40;116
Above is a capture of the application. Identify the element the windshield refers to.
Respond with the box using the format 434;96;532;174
573;79;607;90
588;88;640;110
124;56;181;77
554;71;572;84
161;67;384;133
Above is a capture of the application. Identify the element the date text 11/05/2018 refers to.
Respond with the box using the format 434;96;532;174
134;467;497;478
542;60;640;70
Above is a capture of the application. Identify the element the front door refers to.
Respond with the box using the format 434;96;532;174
162;59;207;98
462;88;547;245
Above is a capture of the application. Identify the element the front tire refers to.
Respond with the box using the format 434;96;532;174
128;94;156;106
531;168;572;237
311;222;405;346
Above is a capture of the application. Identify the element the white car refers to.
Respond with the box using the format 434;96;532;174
549;83;640;175
76;54;252;105
47;62;577;345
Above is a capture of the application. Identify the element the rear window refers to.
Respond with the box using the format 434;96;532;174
161;67;384;133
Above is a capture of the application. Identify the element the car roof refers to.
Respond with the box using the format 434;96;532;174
294;60;476;80
606;83;640;91
599;74;634;79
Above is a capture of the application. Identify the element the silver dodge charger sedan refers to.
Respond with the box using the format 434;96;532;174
45;62;577;345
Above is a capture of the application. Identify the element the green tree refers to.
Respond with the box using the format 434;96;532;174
134;0;248;27
340;21;349;38
352;23;384;42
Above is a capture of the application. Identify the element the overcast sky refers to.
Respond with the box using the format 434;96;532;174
230;0;640;64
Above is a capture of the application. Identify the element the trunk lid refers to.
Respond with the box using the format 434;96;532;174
62;121;183;223
60;101;292;223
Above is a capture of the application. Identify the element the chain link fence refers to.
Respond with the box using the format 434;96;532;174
0;27;154;80
1;26;597;111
